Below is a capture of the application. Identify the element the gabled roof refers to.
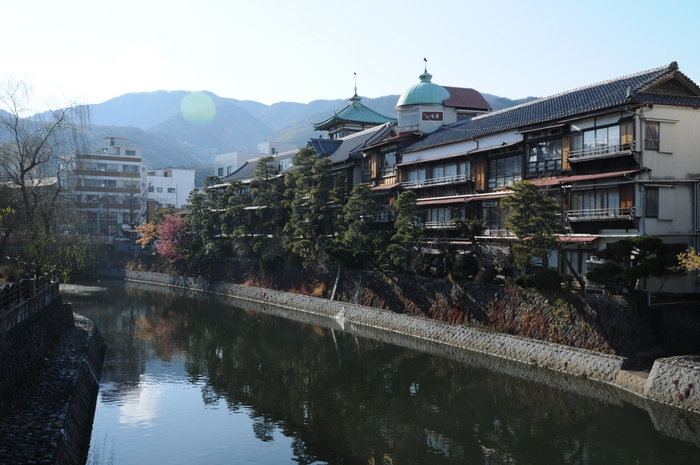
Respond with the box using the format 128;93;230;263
403;62;700;153
307;137;342;157
443;86;492;111
316;123;395;165
313;94;396;130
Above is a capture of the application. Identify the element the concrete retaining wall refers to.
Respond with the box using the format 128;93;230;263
101;268;700;415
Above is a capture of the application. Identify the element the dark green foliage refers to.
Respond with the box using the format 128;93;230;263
502;180;565;270
449;253;479;280
388;191;423;271
283;148;333;268
515;267;563;291
586;235;670;293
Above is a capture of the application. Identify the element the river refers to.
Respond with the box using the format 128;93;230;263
62;280;700;465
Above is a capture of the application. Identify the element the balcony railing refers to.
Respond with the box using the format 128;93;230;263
567;207;635;221
424;221;458;229
397;124;419;134
568;143;634;162
381;166;396;177
402;173;472;189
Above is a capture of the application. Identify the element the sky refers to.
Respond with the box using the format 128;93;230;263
2;0;699;112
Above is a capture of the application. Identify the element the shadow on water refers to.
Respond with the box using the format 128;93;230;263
63;280;700;465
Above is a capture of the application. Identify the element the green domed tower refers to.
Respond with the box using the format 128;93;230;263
396;66;491;134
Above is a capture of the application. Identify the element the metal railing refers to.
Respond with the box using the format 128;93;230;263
380;166;396;177
401;173;472;189
424;221;458;229
568;143;634;161
567;207;635;221
397;124;419;133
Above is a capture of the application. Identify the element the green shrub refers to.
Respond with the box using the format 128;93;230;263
515;267;563;291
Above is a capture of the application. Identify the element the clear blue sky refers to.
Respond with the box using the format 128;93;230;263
2;0;698;111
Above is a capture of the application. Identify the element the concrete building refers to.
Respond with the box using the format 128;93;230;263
146;168;196;209
214;142;298;178
71;136;147;238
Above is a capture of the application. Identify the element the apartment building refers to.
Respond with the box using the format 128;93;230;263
71;137;147;237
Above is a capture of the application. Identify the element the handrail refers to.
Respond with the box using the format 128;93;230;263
568;143;634;161
567;207;634;220
402;173;473;189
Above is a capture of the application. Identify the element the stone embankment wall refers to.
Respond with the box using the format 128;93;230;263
101;268;700;414
198;264;699;357
0;285;106;465
0;286;70;417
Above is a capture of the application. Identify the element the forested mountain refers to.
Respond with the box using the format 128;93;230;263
79;90;536;171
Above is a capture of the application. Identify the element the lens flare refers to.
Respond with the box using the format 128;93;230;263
180;91;216;126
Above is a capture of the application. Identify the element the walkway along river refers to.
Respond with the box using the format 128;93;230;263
64;274;700;464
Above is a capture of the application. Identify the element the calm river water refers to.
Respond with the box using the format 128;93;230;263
62;280;700;465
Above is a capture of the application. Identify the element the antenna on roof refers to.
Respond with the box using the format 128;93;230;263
354;72;357;96
424;57;427;73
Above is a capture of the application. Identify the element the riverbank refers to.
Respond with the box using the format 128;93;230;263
0;309;105;465
100;268;700;415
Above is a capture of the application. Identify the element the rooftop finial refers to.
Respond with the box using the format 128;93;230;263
354;72;357;96
424;57;427;73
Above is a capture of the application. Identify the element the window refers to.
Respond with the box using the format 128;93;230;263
482;200;505;231
227;166;233;175
156;187;163;193
570;122;633;158
381;152;396;176
125;149;136;156
148;186;154;193
528;139;562;173
167;188;176;193
398;108;419;131
407;168;426;183
569;187;632;218
645;122;660;150
488;155;522;189
97;163;118;171
122;165;139;172
217;167;224;177
84;179;117;188
645;187;659;218
279;158;293;172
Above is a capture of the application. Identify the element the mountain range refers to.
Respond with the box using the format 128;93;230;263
81;90;537;181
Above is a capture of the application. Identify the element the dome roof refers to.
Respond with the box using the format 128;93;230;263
396;71;451;108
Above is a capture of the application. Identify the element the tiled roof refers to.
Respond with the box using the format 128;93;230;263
443;86;492;111
403;62;700;153
322;123;395;164
396;71;451;107
220;150;299;183
307;138;342;157
313;95;396;130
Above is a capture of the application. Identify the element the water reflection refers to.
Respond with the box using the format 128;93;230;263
62;281;700;465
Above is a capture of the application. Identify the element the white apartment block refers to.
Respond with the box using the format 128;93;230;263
72;137;147;237
147;168;196;209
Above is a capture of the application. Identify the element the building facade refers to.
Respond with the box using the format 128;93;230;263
388;62;700;293
71;137;147;238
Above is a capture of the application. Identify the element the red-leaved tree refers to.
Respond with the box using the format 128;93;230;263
156;215;190;264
